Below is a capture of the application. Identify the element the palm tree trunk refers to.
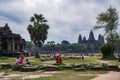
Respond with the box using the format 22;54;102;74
35;45;40;58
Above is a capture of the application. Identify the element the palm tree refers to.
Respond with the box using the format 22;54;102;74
27;14;49;58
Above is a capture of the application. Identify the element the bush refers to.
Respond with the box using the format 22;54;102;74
82;64;89;70
102;63;108;70
100;44;116;59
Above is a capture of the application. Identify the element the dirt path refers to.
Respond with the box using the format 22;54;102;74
0;71;61;80
91;71;120;80
91;60;120;80
97;60;111;64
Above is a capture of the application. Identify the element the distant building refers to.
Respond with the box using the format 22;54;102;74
0;23;26;56
78;30;105;52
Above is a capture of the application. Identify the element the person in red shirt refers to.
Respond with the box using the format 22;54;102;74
19;57;24;64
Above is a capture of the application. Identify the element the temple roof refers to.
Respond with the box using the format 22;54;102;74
0;23;26;44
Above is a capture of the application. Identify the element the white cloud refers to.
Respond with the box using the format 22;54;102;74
0;0;120;43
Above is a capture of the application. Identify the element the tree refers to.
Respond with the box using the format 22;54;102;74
87;43;95;53
94;6;119;34
46;41;55;53
100;44;115;59
26;41;35;52
94;6;119;59
61;40;70;45
27;14;49;58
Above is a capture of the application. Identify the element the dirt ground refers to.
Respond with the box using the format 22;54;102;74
91;71;120;80
91;60;120;80
0;71;60;80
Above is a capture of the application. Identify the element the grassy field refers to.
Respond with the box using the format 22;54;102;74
0;56;119;80
0;56;101;65
29;56;101;65
24;70;108;80
6;70;108;80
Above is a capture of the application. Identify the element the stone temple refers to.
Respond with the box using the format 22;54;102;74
0;23;26;56
78;30;105;52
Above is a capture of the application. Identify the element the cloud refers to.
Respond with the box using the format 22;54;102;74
0;0;120;43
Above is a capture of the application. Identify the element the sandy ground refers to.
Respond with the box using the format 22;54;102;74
91;60;120;80
0;71;61;80
22;74;52;79
91;71;120;80
97;60;111;64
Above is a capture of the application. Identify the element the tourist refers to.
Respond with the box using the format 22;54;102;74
25;58;30;65
19;57;24;64
56;54;62;64
16;57;19;65
118;53;120;61
53;53;56;59
81;54;84;60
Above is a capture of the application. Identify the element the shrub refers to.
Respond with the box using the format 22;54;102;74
100;44;116;59
102;63;108;70
82;64;89;70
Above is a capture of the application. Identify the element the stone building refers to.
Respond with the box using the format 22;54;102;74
78;30;104;52
0;23;26;56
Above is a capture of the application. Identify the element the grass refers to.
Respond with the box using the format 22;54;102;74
0;56;15;64
109;60;120;66
63;57;100;64
29;57;101;65
101;56;117;60
9;56;100;65
24;70;107;80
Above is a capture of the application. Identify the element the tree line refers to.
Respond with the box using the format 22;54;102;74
26;40;101;53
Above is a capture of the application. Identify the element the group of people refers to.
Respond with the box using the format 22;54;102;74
16;57;30;65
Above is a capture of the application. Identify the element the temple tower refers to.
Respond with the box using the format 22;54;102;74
88;30;96;43
78;34;82;43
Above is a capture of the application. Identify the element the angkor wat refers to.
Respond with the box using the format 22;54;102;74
78;30;105;52
37;30;105;53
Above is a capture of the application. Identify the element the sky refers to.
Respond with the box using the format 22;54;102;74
0;0;120;43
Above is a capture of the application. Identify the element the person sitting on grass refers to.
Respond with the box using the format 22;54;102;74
19;57;24;64
118;53;120;61
25;58;30;65
16;57;19;65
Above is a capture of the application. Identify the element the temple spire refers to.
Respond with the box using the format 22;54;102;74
98;34;104;44
88;30;95;41
4;23;9;29
83;36;86;43
5;23;8;27
78;34;82;43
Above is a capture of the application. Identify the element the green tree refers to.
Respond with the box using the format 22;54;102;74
27;14;49;58
26;41;36;54
94;6;119;59
80;43;87;53
26;41;35;50
100;44;115;59
87;43;95;53
106;32;120;48
46;41;55;53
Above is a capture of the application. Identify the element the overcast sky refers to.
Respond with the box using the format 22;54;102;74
0;0;120;43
